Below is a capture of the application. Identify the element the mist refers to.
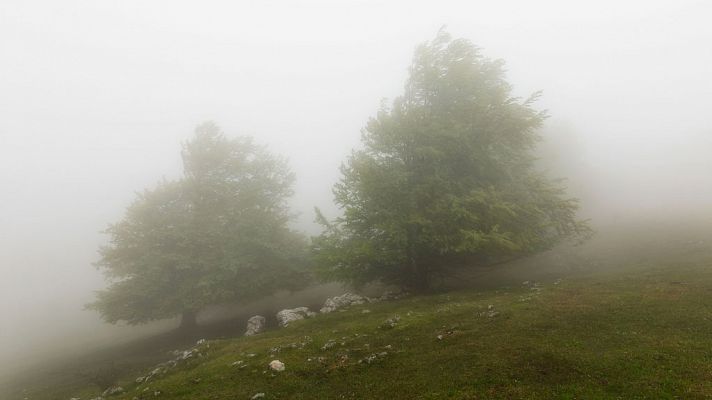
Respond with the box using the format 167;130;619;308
2;0;712;391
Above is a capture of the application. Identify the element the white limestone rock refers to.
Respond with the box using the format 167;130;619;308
276;307;315;327
268;360;285;372
319;293;368;313
244;315;267;336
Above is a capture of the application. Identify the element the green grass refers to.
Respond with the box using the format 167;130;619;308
64;262;712;399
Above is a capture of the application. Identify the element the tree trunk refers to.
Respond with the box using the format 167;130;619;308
407;225;430;293
179;310;198;331
414;261;430;293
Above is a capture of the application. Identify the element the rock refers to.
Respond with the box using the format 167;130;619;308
276;307;315;327
102;386;124;397
478;305;500;318
380;315;400;329
358;351;388;364
268;360;285;371
321;339;337;350
245;315;267;336
251;393;266;399
320;293;368;313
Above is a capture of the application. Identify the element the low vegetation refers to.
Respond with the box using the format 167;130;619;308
36;243;712;399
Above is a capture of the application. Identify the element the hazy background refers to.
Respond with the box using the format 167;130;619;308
1;0;711;384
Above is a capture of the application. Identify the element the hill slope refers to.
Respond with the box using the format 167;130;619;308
61;261;712;399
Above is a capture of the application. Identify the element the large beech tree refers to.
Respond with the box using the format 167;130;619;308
313;31;590;292
90;123;308;329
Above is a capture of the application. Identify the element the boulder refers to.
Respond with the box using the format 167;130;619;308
244;315;267;336
320;293;368;313
276;307;315;327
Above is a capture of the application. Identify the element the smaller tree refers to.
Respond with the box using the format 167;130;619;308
89;122;309;329
313;31;591;292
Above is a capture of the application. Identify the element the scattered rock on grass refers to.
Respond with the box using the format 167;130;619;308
102;386;124;397
268;360;285;372
380;315;400;329
477;305;500;318
358;351;389;364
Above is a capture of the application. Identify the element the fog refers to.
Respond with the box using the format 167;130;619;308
2;0;712;388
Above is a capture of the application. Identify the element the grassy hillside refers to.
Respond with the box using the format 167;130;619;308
56;263;712;399
8;221;712;400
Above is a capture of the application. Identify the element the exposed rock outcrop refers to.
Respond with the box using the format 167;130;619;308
320;293;368;313
244;315;266;336
276;307;315;327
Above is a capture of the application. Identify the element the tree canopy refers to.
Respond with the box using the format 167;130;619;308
89;123;308;328
313;31;591;292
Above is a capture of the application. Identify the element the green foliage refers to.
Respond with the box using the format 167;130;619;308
313;31;591;291
89;122;309;325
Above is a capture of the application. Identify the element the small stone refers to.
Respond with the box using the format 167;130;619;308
268;360;285;372
102;386;124;397
251;393;265;399
380;315;400;329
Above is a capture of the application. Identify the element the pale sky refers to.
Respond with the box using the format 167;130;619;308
1;0;711;379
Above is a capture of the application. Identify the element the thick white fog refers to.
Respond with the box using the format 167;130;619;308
1;0;711;382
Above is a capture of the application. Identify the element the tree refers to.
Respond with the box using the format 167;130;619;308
313;31;591;292
89;122;308;329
